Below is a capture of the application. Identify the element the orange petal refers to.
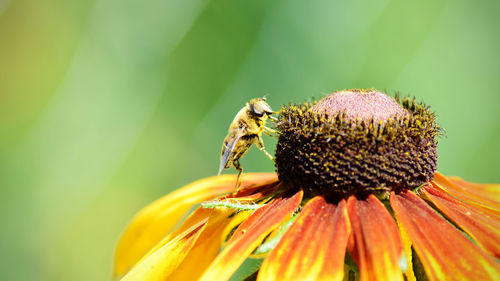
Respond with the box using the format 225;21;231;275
114;173;276;277
422;185;500;258
257;196;350;281
347;195;404;281
390;190;500;281
166;207;252;281
120;219;207;281
198;189;304;281
432;172;500;215
448;176;500;201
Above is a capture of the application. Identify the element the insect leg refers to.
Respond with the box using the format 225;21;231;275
264;126;278;136
234;160;243;191
257;135;275;161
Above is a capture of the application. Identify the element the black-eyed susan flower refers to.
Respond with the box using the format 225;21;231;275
114;89;500;281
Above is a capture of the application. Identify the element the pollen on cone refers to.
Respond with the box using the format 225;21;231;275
311;89;409;122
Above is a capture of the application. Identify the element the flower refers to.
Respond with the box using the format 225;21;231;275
113;89;500;281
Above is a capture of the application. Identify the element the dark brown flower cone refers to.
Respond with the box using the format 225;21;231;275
275;89;439;197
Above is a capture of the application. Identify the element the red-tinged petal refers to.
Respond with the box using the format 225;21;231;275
120;219;207;281
223;181;281;202
432;172;500;215
347;195;404;281
422;185;500;258
390;190;500;281
257;196;350;281
198;189;304;281
114;173;275;277
167;207;251;281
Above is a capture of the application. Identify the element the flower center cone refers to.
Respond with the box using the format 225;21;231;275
275;89;439;197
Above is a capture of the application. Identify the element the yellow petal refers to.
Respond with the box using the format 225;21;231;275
399;224;416;281
120;219;207;281
145;207;213;257
167;208;252;281
114;173;277;277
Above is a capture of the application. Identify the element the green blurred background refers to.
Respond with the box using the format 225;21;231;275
1;0;499;280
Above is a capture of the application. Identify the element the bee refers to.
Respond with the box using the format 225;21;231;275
218;97;277;189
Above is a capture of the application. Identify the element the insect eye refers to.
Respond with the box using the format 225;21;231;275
250;105;265;116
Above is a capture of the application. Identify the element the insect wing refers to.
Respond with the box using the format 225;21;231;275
218;130;244;176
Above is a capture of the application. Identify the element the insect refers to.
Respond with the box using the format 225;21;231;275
218;97;277;189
